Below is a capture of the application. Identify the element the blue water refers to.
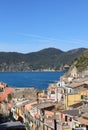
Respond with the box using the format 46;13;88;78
0;72;64;90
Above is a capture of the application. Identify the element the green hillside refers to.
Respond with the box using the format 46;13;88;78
0;47;86;72
74;49;88;72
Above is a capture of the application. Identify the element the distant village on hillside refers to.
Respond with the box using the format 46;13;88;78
0;65;88;130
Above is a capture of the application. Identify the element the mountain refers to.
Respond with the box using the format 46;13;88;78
0;47;86;72
73;49;88;72
65;49;88;77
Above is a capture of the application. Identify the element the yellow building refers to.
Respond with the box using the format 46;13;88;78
65;93;80;108
65;86;88;108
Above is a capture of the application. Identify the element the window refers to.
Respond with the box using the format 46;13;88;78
65;115;67;122
69;117;72;121
81;95;83;99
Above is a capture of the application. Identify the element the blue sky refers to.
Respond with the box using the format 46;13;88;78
0;0;88;53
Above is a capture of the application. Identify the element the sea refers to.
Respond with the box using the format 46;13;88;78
0;72;64;90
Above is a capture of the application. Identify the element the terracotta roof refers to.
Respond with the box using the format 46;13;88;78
76;117;88;125
45;110;53;115
0;88;14;102
4;88;14;95
0;94;7;102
